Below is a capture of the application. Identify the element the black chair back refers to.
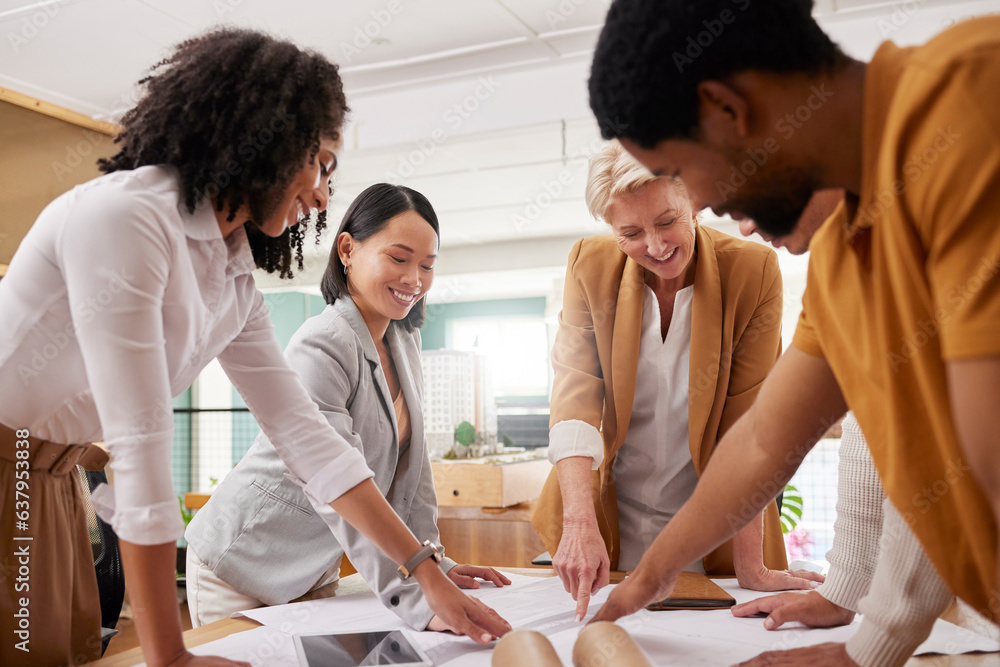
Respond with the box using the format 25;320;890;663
77;468;125;656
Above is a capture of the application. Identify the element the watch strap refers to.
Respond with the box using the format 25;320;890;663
398;540;442;580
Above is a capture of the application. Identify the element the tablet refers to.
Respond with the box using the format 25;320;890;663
293;630;432;667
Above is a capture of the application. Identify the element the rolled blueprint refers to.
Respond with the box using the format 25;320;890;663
492;630;562;667
573;621;651;667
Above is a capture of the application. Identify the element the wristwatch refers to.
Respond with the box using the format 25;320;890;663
397;540;443;580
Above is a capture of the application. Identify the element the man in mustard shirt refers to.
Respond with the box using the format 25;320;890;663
584;0;1000;664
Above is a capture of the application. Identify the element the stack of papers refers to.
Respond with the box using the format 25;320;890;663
144;573;998;666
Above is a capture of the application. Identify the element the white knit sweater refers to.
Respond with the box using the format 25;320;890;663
816;412;953;667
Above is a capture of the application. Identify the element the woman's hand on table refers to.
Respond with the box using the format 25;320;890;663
417;560;512;643
735;563;826;592
553;517;611;621
447;564;512;589
731;590;855;630
425;594;511;639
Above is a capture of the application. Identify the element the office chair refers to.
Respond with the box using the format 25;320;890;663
77;467;126;656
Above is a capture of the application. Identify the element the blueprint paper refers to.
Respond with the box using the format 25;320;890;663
213;573;999;666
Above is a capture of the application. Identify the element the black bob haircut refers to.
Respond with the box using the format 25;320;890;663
321;183;440;332
99;28;349;279
589;0;847;148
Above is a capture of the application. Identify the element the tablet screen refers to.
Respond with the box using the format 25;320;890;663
295;630;429;666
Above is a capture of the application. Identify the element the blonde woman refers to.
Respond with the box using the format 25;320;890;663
532;142;822;621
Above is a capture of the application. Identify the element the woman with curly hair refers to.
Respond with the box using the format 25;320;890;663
0;29;508;667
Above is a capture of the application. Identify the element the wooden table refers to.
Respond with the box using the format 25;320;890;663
437;501;548;568
92;569;997;666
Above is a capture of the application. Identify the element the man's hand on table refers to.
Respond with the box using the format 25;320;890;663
553;517;611;621
732;590;855;630
447;564;512;589
734;643;858;666
736;563;826;592
588;565;678;624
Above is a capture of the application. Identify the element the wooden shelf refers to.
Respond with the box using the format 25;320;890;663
0;87;117;135
431;457;552;508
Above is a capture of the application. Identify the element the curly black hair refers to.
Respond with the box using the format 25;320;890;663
99;28;349;278
589;0;847;148
321;183;440;332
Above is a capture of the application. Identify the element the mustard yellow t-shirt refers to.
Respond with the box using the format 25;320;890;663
793;17;1000;618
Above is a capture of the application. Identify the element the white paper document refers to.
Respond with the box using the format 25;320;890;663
191;573;998;666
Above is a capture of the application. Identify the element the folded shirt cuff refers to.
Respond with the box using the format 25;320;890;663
846;616;934;667
301;447;375;506
548;420;604;469
91;483;185;545
816;566;872;613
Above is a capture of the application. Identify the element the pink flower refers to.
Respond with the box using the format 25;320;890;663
784;528;813;560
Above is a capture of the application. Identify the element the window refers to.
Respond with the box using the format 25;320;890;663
451;317;550;397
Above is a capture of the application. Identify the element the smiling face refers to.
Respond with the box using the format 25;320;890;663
339;210;439;333
605;178;697;287
621;137;821;242
256;136;341;237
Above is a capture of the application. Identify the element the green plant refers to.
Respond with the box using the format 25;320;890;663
779;484;804;534
178;496;195;529
454;421;476;447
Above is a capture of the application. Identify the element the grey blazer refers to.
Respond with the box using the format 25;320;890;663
185;295;456;629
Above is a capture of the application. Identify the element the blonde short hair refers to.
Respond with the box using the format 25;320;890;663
585;140;691;222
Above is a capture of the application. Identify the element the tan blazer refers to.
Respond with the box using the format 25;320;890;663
533;226;788;573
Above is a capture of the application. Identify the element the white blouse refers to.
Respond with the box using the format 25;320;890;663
0;166;372;545
549;284;701;571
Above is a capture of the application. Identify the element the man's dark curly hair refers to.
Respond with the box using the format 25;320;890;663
589;0;847;148
99;28;349;278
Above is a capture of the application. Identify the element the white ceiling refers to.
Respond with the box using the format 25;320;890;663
3;0;999;302
0;0;612;118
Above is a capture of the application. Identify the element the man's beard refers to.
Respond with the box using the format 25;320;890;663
725;165;819;239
